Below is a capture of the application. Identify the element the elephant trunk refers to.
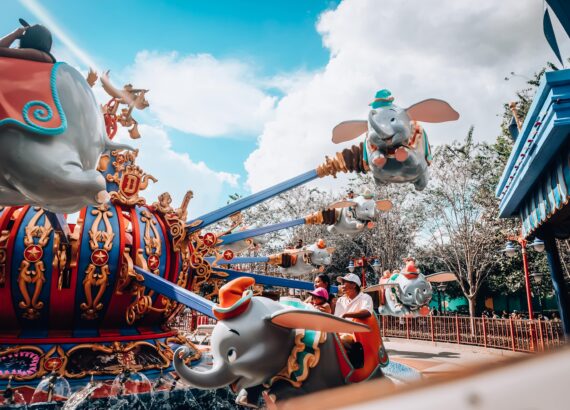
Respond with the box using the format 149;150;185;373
414;287;425;305
174;346;237;389
368;111;392;141
104;137;134;152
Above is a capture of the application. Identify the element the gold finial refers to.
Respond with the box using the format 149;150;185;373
509;102;523;131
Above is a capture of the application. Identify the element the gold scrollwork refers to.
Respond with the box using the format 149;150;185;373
106;150;157;207
0;339;199;381
80;204;114;320
64;340;170;379
18;208;52;319
116;247;139;295
150;190;197;314
0;227;9;287
141;209;162;270
125;250;174;324
124;209;175;324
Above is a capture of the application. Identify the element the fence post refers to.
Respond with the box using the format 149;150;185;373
455;315;460;344
430;314;434;343
381;315;385;337
191;310;197;331
538;320;545;352
406;316;410;339
482;316;487;349
529;321;535;352
509;318;516;351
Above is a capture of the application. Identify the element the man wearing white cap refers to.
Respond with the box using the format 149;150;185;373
334;273;374;369
335;273;374;319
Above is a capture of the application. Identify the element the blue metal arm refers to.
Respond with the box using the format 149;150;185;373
218;218;306;245
213;267;339;293
205;256;269;265
45;212;71;245
187;170;318;231
134;266;215;318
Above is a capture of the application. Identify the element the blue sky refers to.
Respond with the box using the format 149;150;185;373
3;1;568;216
4;0;337;176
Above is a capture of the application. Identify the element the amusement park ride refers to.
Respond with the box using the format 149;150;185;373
0;19;463;408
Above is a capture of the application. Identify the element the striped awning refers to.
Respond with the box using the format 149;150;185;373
520;152;570;237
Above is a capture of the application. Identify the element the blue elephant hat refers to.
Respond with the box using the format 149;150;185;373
369;89;394;109
361;188;374;199
213;277;255;320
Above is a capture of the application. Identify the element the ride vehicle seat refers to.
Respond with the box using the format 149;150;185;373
334;313;388;383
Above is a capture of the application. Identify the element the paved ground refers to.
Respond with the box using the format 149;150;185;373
383;337;525;380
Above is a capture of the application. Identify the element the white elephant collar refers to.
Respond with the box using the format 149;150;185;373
0;58;67;136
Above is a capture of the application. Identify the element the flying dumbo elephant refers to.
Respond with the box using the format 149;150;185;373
0;57;131;213
365;258;434;317
174;277;388;404
332;89;459;191
276;240;334;277
327;189;392;236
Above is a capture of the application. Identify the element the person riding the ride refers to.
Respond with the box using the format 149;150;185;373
0;19;55;63
308;287;332;314
334;273;374;367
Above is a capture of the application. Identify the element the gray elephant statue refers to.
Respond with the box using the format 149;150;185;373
366;259;434;317
174;277;388;404
0;57;131;213
332;89;459;191
276;240;334;277
327;189;392;236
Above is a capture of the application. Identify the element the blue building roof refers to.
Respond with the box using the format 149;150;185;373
497;69;570;232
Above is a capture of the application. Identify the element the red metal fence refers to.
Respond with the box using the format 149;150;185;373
380;315;565;353
171;310;217;333
173;311;565;354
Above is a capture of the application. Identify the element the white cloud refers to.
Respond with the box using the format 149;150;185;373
125;51;277;137
114;125;239;217
245;0;570;192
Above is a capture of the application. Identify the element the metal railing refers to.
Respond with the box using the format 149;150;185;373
380;315;565;353
171;310;217;333
173;311;565;354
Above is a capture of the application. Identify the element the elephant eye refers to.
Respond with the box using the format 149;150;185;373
407;293;412;297
227;348;238;363
390;118;396;123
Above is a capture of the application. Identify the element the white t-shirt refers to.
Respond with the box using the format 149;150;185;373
334;291;374;318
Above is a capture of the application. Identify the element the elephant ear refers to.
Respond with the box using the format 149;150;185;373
364;283;401;293
269;309;370;333
332;120;368;144
426;272;457;282
328;200;357;209
406;99;460;123
375;200;393;211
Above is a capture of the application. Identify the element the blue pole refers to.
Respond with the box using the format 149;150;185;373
218;218;307;245
45;212;71;244
134;266;216;318
205;256;269;265
187;170;318;231
543;234;570;335
213;267;339;293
